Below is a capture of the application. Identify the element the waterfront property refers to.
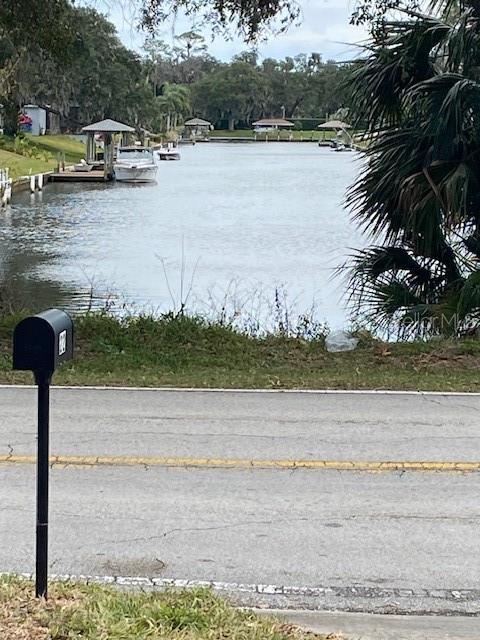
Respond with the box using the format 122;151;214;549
183;117;212;138
209;129;335;142
82;119;135;178
252;118;294;133
318;120;353;147
50;118;136;183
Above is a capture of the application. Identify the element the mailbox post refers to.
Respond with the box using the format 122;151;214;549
13;309;74;598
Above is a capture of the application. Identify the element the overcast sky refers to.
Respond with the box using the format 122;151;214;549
101;0;367;62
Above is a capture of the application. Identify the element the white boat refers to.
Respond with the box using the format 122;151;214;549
330;137;353;152
156;142;181;161
333;143;353;152
114;146;158;182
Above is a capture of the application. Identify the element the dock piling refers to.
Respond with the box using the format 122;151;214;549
0;168;12;207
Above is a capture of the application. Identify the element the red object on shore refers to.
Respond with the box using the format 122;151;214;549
18;114;33;125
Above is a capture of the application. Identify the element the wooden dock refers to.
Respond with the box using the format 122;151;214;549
49;170;110;183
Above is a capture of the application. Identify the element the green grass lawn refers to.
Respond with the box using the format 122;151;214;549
209;129;335;141
0;149;57;180
27;134;86;163
0;135;85;179
1;313;479;391
1;576;333;640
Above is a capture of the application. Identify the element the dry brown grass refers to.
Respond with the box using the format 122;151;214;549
0;578;83;639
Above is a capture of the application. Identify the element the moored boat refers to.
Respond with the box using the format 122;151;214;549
333;143;353;152
114;146;158;182
156;142;181;161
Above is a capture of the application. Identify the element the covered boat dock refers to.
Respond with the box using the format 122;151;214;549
50;118;136;183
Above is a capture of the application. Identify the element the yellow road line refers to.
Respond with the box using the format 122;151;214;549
0;455;479;472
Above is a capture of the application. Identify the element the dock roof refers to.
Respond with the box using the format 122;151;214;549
82;118;135;133
318;120;351;130
252;118;294;128
184;117;211;126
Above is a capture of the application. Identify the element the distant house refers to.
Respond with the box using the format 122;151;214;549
183;117;212;137
252;118;294;133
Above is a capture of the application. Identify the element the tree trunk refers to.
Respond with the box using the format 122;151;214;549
3;101;19;136
286;98;303;119
228;116;235;131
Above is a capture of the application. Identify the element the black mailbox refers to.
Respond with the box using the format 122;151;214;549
12;308;74;599
13;309;73;377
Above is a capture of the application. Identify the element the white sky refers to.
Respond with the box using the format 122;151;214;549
97;0;367;61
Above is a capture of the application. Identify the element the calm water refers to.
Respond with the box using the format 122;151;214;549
0;143;364;328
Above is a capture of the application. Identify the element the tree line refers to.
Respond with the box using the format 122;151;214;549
0;3;349;135
145;35;351;130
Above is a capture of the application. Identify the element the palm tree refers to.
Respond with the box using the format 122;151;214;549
346;1;480;337
157;83;191;131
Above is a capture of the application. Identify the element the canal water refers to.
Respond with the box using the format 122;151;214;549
0;143;364;330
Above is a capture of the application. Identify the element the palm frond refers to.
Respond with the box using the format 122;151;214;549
457;270;480;317
348;17;450;130
344;5;480;337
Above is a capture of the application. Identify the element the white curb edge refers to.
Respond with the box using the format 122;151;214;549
1;385;479;396
2;573;479;602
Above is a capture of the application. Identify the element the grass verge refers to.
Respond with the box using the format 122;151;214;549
27;134;86;163
0;313;479;391
0;576;334;640
0;149;56;180
0;135;85;179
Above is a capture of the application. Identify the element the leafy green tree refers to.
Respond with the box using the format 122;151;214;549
192;59;267;128
139;0;300;42
0;0;76;133
346;1;480;337
143;33;219;87
0;0;75;54
0;0;349;136
189;50;350;128
157;82;191;130
1;6;160;133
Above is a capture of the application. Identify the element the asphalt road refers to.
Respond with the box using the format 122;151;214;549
260;609;480;640
1;387;479;617
1;386;480;460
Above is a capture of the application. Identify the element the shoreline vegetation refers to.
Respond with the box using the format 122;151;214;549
0;576;335;640
0;312;479;391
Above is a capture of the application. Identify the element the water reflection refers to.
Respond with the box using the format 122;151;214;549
0;144;364;326
0;203;75;311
